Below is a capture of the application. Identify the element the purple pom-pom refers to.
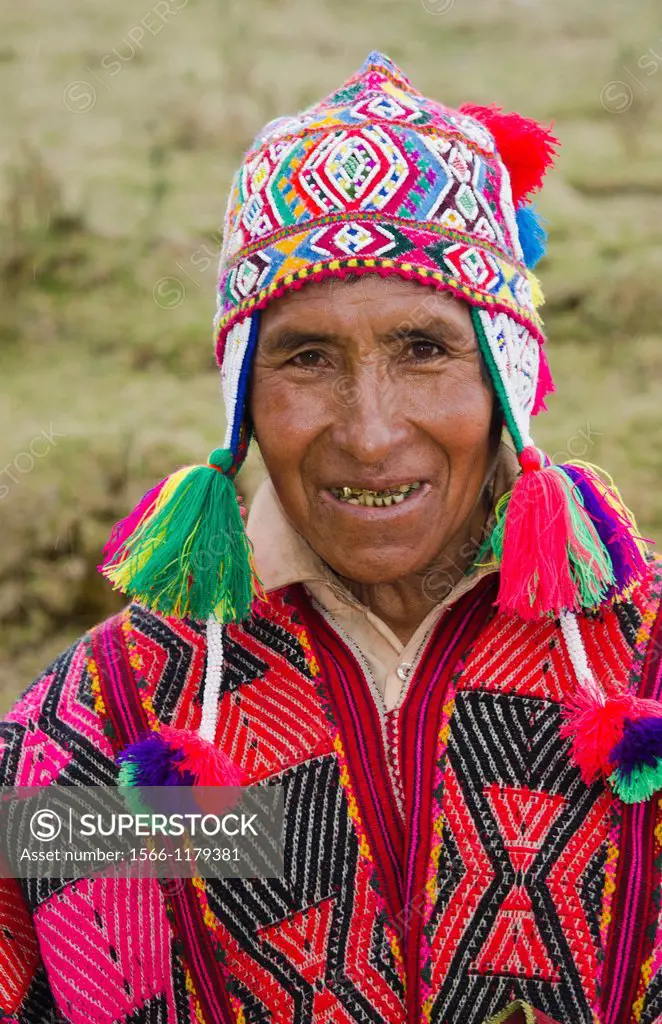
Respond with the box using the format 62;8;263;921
610;717;662;777
562;464;648;599
117;733;195;787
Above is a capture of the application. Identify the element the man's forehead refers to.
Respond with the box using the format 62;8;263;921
257;278;474;351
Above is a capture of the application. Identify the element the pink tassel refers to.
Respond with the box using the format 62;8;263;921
561;691;662;783
496;448;605;619
560;692;633;783
159;726;244;786
531;345;555;415
100;478;167;565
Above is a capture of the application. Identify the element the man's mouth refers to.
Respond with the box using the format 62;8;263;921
329;481;422;507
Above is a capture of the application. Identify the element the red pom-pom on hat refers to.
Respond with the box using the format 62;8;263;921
459;103;559;205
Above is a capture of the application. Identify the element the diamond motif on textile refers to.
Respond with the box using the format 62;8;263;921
443;243;502;291
249;158;271;193
298;126;410;213
229;251;272;302
352;94;407;120
327;222;379;256
455;183;479;221
447;145;472;182
425;690;613;1022
241;192;273;239
472;215;498;243
350;93;424;124
470;785;565;980
327;137;379;200
231;148;287;246
438;209;467;232
299;132;380;211
306;221;415;261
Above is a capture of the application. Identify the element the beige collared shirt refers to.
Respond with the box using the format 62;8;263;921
244;445;518;711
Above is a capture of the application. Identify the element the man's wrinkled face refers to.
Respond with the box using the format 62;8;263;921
249;275;497;585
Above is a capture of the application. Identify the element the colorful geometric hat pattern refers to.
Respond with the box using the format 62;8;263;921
214;51;553;459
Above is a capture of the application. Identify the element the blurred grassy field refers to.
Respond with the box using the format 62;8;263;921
1;0;662;713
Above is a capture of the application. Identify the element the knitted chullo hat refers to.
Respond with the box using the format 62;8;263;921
102;54;659;803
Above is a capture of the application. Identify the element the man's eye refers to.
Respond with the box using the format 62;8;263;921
290;350;329;368
407;339;446;361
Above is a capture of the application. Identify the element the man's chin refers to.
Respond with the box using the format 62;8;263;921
320;545;437;589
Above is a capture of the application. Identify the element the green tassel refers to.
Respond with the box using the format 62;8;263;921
104;448;259;622
553;466;615;608
479;491;509;566
118;782;155;820
117;760;139;787
117;758;153;819
609;759;662;803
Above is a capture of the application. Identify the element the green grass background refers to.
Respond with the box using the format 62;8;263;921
1;0;662;713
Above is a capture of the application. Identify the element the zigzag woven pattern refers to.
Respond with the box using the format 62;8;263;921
2;565;662;1022
424;690;612;1022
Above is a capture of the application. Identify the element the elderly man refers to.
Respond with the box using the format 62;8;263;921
2;52;662;1024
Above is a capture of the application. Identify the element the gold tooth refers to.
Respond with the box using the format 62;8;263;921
336;482;421;502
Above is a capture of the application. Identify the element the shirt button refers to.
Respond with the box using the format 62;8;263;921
396;662;412;682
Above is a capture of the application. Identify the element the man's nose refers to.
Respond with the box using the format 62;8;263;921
330;362;408;464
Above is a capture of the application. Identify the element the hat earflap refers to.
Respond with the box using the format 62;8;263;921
99;315;263;623
472;307;649;621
